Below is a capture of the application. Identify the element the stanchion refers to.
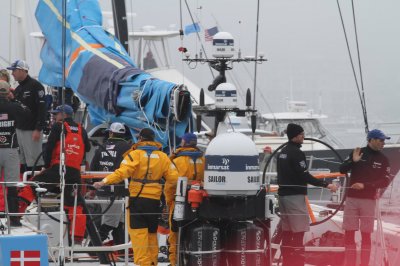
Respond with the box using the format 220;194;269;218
1;183;11;234
70;184;79;263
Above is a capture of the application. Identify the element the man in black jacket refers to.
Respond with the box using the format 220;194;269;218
90;122;130;245
277;123;337;266
8;60;46;171
0;81;32;226
340;129;391;266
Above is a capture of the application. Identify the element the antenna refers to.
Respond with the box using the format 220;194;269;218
252;0;261;111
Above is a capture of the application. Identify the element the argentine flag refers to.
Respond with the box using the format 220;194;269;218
184;23;200;35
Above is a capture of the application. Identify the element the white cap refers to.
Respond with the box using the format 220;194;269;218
108;122;126;134
7;59;30;71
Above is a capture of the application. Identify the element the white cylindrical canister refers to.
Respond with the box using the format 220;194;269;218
173;176;188;221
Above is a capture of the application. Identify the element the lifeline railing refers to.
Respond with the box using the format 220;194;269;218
2;170;393;265
18;170;131;265
0;180;46;235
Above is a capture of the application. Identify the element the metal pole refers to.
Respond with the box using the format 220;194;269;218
36;188;47;232
124;179;129;266
2;184;11;234
59;0;67;263
124;195;129;266
58;147;66;266
177;226;183;266
376;196;390;266
70;184;79;263
111;0;129;53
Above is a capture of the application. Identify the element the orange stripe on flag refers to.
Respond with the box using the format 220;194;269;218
66;44;104;77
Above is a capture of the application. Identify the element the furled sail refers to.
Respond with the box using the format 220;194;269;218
35;0;191;147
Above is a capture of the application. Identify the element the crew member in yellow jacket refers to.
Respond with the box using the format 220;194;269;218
168;132;205;266
94;128;178;266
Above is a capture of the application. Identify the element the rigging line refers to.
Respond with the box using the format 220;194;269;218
183;0;215;79
179;0;186;85
194;0;200;54
336;0;367;130
179;0;183;40
8;0;12;63
252;0;261;110
351;0;369;134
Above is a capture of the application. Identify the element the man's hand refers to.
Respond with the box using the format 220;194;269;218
32;129;41;142
327;184;337;192
352;147;363;162
93;181;105;189
351;182;364;190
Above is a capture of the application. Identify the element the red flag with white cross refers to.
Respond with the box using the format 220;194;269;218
10;250;41;266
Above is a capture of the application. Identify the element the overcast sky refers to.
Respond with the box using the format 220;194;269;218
103;0;400;126
1;0;399;141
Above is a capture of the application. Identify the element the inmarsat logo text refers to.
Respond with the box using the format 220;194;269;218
207;157;230;170
222;158;230;165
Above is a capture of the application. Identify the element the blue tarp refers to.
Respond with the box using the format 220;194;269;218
35;0;191;147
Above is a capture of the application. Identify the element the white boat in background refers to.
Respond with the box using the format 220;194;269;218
259;100;344;149
218;100;343;154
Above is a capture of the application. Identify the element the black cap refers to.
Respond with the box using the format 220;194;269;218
286;123;304;140
139;128;155;141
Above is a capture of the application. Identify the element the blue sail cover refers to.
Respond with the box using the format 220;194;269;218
35;0;191;147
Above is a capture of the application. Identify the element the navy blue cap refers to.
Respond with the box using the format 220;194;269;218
51;104;74;115
367;129;390;140
182;132;197;146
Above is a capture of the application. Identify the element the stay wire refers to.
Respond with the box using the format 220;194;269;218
183;0;215;79
351;0;369;134
336;0;368;135
179;0;183;40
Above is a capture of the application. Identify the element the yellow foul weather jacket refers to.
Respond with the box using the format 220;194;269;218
103;141;178;203
168;146;205;266
170;147;205;183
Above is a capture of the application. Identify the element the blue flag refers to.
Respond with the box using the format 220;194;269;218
184;23;200;35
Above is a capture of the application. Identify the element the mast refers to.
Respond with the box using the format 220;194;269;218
111;0;129;53
13;0;27;62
